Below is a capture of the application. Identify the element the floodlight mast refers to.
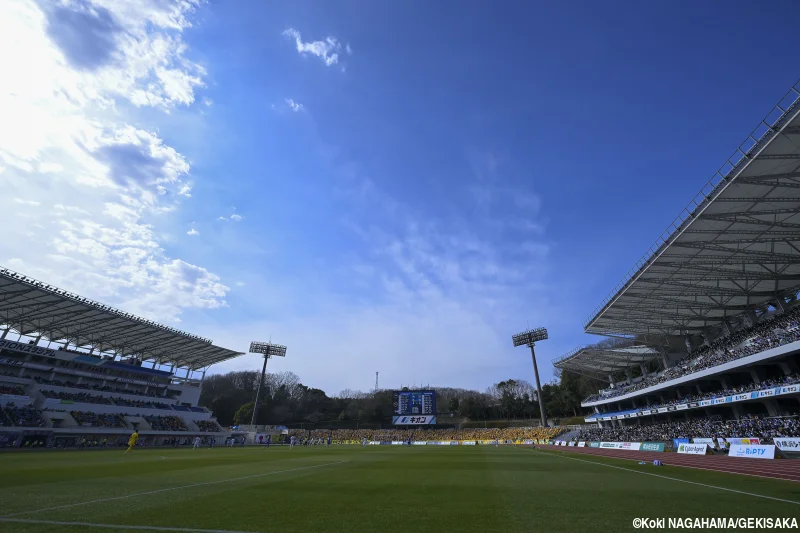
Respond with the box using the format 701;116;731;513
512;327;549;427
249;341;287;426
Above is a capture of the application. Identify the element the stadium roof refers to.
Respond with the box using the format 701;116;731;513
585;80;800;338
0;266;244;370
553;345;660;380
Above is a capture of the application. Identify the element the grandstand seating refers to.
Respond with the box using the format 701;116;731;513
576;415;800;444
33;377;169;399
0;383;24;396
586;373;800;420
2;404;46;427
288;427;563;442
196;420;222;432
72;411;128;428
584;306;800;404
145;415;188;431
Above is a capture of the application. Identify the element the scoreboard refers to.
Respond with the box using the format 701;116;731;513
392;390;437;425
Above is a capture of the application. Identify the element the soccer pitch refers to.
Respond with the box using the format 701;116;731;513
1;446;798;533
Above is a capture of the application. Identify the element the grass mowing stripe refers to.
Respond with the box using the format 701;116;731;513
529;448;800;506
0;518;264;533
2;460;348;518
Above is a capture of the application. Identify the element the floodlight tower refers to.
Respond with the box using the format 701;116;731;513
249;341;287;426
512;327;549;427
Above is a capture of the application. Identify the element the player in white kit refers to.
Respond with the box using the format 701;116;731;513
193;436;201;449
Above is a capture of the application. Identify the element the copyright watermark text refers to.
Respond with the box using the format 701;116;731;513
633;518;798;529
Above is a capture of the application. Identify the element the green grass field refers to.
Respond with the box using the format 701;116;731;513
1;445;799;532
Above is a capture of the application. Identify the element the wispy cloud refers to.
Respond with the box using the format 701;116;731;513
187;228;199;236
282;28;349;67
14;198;41;206
207;150;554;392
285;98;304;112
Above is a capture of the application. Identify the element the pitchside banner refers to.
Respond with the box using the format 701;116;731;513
728;444;775;459
673;438;689;449
600;442;641;450
774;438;800;452
726;438;760;446
677;443;707;455
392;415;437;425
692;438;716;449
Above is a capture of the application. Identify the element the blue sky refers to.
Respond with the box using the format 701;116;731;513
2;0;799;394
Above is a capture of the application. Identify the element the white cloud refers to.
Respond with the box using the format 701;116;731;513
14;198;41;206
0;0;226;323
282;28;349;67
285;98;304;112
229;214;243;222
187;228;199;236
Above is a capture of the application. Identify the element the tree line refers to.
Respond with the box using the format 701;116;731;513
199;368;603;427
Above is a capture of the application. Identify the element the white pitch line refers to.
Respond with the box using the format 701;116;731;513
0;517;263;533
529;449;800;506
2;461;347;518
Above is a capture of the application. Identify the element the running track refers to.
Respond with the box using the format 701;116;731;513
535;445;800;482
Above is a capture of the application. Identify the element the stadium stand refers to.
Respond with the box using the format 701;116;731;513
583;307;800;403
288;427;562;443
576;415;800;444
0;267;239;448
196;420;223;432
145;415;189;432
72;411;128;428
3;405;46;427
0;383;24;396
553;81;800;435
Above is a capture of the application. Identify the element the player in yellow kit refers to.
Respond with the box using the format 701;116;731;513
125;430;139;454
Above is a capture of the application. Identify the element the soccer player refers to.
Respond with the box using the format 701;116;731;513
327;435;332;447
125;430;139;454
289;435;295;448
264;434;271;448
194;436;201;449
361;437;368;447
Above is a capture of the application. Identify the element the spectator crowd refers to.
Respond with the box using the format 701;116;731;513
145;415;188;431
71;411;127;428
591;373;800;419
39;388;172;410
288;426;563;443
0;383;24;396
577;415;800;444
585;306;800;403
1;403;46;427
196;420;222;432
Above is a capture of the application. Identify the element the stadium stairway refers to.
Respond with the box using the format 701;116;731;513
553;428;581;442
128;416;151;431
42;410;77;429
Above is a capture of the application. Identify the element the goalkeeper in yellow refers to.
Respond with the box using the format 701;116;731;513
125;430;139;454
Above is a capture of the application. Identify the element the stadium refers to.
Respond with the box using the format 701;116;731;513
0;19;800;533
1;82;799;532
